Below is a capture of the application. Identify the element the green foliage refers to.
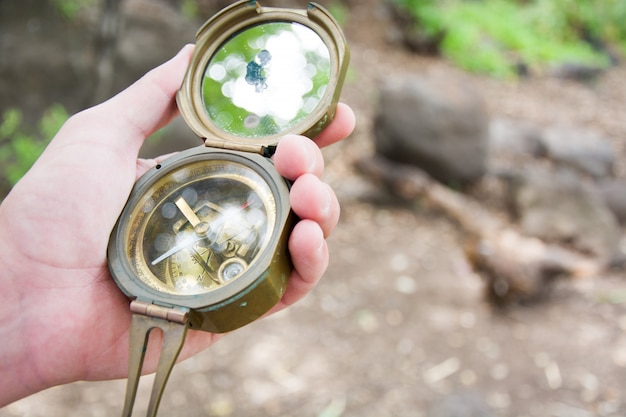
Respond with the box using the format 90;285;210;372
326;1;350;28
181;0;200;20
551;0;626;46
51;0;95;19
391;0;625;77
0;104;69;187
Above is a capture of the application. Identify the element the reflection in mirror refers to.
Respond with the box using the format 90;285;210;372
202;22;331;138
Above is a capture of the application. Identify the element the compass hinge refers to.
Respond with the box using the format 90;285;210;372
130;300;189;324
204;138;272;155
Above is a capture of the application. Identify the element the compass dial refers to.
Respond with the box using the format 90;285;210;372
120;157;277;296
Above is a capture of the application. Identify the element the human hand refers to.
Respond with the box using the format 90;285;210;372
0;44;355;405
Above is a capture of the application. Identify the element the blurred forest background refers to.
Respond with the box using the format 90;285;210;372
1;0;625;194
1;0;626;416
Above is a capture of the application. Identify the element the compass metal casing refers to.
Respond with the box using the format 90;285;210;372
108;0;348;334
108;147;294;333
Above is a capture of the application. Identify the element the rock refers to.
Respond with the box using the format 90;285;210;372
374;76;490;185
356;156;602;307
550;62;607;83
537;126;616;179
489;117;543;157
597;178;626;225
429;390;497;417
509;168;621;265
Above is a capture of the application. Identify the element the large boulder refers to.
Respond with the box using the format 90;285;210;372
374;75;490;185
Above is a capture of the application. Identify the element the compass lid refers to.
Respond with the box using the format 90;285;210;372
176;1;349;149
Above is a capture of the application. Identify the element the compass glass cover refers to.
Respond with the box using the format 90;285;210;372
202;21;331;138
125;159;277;296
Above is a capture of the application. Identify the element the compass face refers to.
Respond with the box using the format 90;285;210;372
112;153;279;298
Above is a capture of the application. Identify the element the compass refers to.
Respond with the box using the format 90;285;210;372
107;1;348;416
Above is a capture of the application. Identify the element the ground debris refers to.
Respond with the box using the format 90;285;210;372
356;155;604;306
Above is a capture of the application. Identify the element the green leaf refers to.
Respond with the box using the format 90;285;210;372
39;103;69;140
0;109;23;140
0;105;65;188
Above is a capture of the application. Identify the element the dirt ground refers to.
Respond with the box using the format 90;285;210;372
2;1;626;416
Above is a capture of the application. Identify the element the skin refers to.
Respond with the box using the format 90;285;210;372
0;44;355;406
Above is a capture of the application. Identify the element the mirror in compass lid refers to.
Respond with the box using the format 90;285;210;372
202;21;331;138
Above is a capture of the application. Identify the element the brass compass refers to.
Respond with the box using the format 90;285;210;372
107;1;348;416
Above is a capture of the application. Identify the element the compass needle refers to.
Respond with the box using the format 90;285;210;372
175;197;202;227
190;247;221;284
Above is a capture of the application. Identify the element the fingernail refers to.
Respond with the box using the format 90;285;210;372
178;43;194;55
306;139;320;172
321;183;332;216
316;228;326;255
172;44;194;61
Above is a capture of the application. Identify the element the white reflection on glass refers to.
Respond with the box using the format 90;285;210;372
202;22;331;138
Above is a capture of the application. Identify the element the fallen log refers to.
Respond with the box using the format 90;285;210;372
356;155;602;306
